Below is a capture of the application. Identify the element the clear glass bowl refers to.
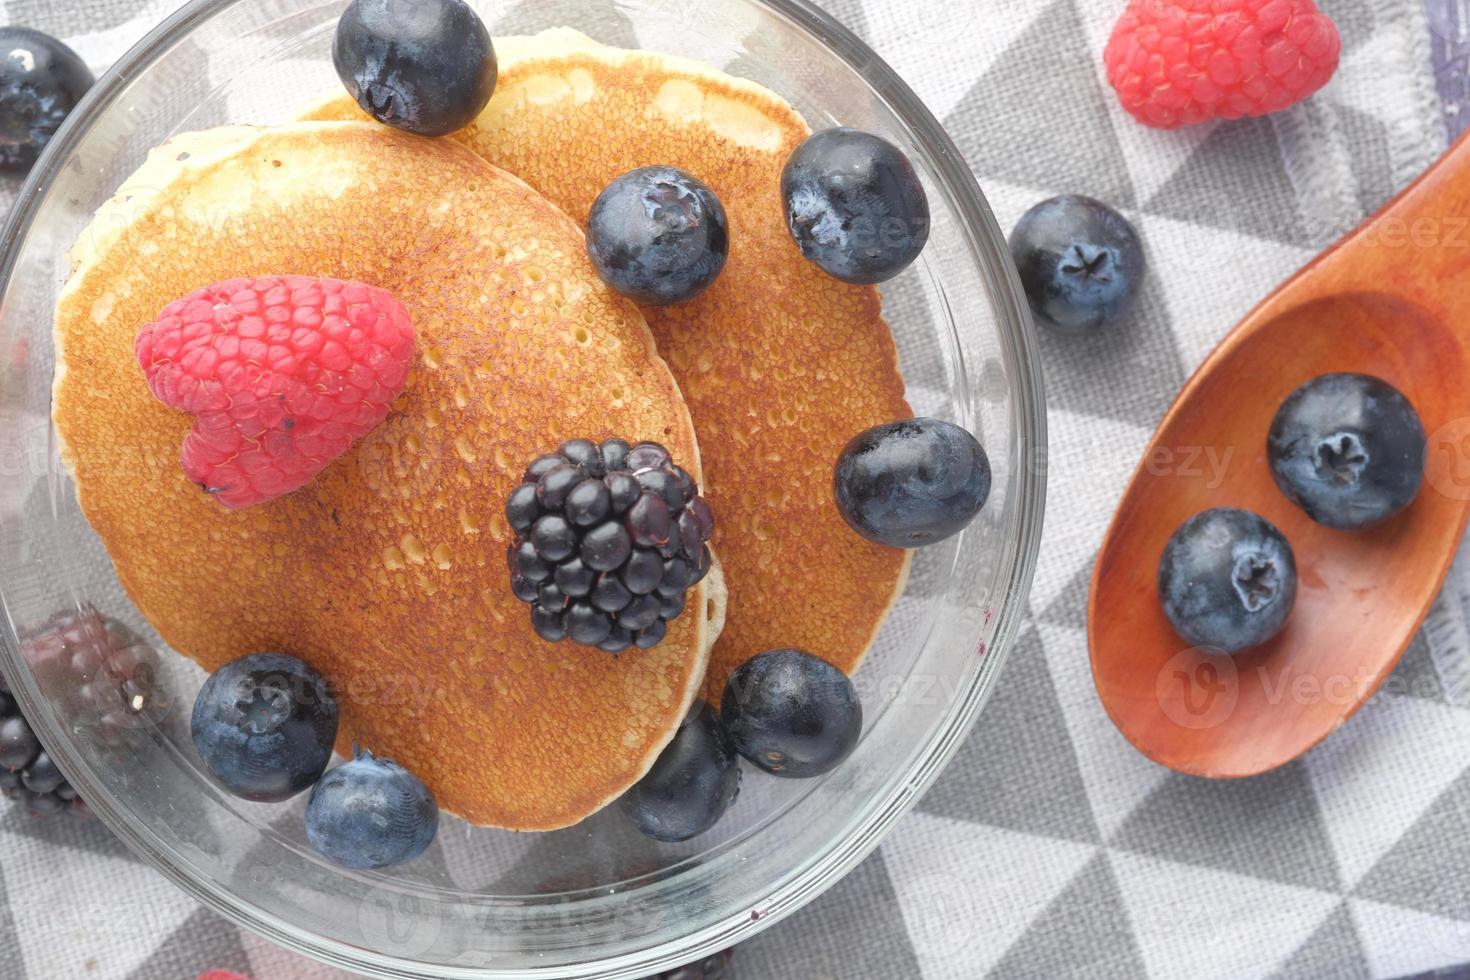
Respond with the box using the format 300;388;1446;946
0;0;1045;976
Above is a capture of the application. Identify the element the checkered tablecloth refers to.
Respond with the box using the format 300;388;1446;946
1;0;1467;977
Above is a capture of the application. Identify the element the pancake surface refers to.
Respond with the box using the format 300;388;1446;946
54;122;725;830
311;30;914;703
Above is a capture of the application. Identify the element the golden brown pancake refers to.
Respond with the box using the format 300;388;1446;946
311;29;914;704
54;122;727;830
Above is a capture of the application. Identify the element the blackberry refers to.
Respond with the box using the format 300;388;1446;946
0;716;38;770
507;439;716;651
0;671;83;818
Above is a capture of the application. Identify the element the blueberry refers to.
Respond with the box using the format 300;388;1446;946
581;520;633;572
306;749;437;870
20;750;63;794
721;649;862;778
834;418;991;548
190;652;338;802
619;702;740;842
586;167;729;305
0;27;93;174
0;715;39;771
782;128;929;285
565;479;612;527
1158;508;1298;654
0;769;19;791
1267;373;1426;531
1009;194;1144;331
333;0;496;138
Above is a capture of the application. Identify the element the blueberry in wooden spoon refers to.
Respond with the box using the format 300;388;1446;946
1267;373;1425;530
1158;508;1297;654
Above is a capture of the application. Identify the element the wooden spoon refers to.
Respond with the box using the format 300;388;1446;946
1089;128;1470;778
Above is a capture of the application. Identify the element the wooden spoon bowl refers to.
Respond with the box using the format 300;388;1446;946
1089;131;1470;778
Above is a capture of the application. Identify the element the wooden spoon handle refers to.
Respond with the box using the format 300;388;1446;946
1253;127;1470;330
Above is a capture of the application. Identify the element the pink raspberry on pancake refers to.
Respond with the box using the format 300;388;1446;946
135;275;415;509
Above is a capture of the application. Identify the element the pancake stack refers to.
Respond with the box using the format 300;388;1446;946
58;29;915;830
54;123;726;830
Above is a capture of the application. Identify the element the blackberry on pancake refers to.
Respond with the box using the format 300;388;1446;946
507;438;715;651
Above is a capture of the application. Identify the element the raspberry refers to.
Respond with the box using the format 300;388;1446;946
135;276;415;509
1103;0;1341;129
506;439;716;651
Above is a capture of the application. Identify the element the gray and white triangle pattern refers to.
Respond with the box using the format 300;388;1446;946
0;0;1463;978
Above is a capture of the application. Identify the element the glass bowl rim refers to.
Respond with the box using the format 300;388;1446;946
0;0;1048;975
